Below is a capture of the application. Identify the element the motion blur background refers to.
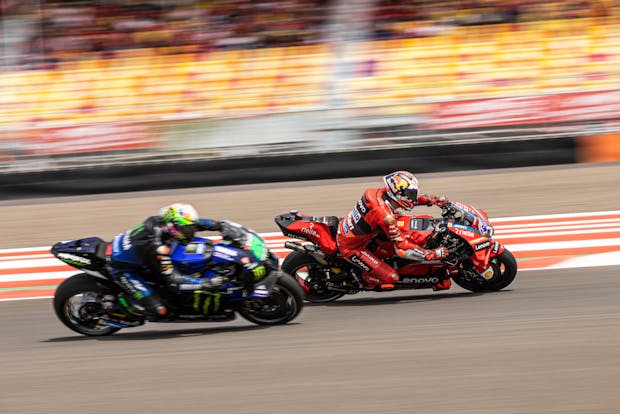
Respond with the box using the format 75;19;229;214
1;0;620;184
3;5;620;413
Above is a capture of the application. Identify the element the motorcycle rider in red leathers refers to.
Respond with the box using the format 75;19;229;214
337;171;450;290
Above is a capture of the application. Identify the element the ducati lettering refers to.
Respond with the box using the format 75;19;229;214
57;252;91;265
475;241;491;251
350;255;370;272
351;208;362;223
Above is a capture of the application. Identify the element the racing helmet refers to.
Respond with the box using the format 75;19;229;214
159;203;199;244
383;171;419;210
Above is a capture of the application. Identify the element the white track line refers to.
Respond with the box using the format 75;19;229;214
494;218;620;230
506;238;620;252
496;227;620;239
491;210;620;222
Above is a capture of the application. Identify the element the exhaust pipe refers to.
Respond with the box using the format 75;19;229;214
284;241;329;265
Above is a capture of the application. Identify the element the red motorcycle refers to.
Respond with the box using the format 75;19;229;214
274;201;517;303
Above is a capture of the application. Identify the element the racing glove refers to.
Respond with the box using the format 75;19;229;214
220;221;245;245
432;196;449;207
196;218;222;231
418;194;448;207
156;245;174;276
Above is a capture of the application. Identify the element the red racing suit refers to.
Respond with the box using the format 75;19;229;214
336;187;446;287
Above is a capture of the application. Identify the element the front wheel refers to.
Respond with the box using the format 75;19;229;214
238;275;304;325
53;273;123;336
452;249;518;292
281;251;345;303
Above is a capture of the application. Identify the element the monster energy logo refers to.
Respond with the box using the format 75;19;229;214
193;291;222;314
252;265;266;280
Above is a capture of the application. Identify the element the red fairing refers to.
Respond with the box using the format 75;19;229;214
286;220;338;255
394;215;434;246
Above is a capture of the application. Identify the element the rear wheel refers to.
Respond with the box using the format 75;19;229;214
53;273;123;336
281;251;345;303
452;249;518;292
238;274;304;325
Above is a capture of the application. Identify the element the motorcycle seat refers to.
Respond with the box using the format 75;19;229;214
316;216;340;238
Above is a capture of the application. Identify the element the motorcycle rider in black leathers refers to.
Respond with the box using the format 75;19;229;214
108;203;243;320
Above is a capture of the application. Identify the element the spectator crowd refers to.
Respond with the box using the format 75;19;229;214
1;0;617;68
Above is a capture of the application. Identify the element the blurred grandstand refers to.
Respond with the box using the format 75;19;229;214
1;0;620;171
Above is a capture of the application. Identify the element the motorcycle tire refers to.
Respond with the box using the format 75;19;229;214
281;251;345;303
53;273;122;336
237;274;304;325
452;249;518;292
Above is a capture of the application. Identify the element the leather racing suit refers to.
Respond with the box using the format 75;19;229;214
336;187;447;288
108;216;222;318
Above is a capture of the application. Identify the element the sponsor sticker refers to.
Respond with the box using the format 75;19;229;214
357;199;368;214
475;241;491;251
455;228;476;238
57;252;91;265
400;276;439;284
301;222;320;239
214;246;238;257
360;250;379;265
350;255;370;272
122;231;132;251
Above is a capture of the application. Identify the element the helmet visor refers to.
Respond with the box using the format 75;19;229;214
401;187;418;202
174;223;196;243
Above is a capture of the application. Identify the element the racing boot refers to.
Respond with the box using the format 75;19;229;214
138;294;172;322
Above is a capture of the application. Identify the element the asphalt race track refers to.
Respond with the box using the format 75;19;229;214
1;163;620;414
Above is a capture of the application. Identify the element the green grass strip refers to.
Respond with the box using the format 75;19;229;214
0;285;58;292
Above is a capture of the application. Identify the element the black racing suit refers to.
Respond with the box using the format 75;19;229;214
108;216;222;318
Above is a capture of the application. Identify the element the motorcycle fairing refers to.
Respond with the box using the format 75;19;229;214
110;232;141;265
275;213;339;255
52;237;108;271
